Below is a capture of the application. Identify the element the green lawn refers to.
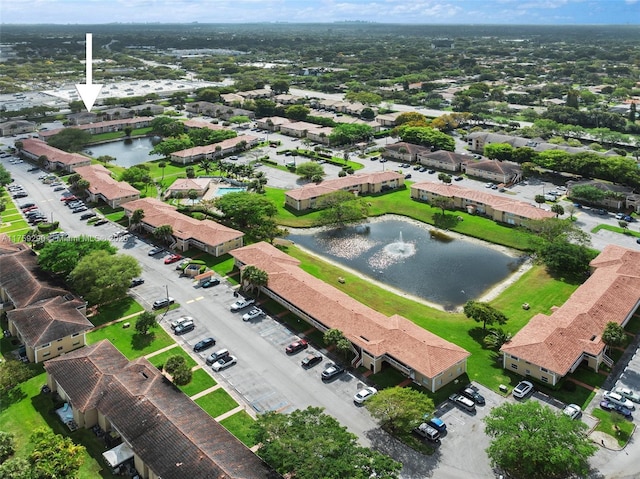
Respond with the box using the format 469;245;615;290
592;408;635;447
88;297;144;327
149;346;198;370
285;244;579;394
194;388;239;418
220;410;257;447
0;373;117;479
178;368;217;397
591;224;640;238
87;322;174;360
267;186;536;250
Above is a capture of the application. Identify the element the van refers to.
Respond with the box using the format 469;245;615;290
413;422;440;442
205;348;230;365
449;393;476;413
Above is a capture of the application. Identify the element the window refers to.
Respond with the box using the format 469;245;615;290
541;377;549;383
541;367;548;373
71;333;80;338
72;342;80;346
57;346;63;351
525;369;531;375
511;364;518;370
42;352;50;358
41;343;51;349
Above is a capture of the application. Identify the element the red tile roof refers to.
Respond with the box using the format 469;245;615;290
286;171;404;202
501;245;640;376
171;135;257;158
20;138;90;167
122;197;243;246
183;119;225;131
231;242;469;378
73;165;139;201
411;181;555;221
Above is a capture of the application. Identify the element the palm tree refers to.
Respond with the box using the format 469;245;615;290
158;161;167;183
129;208;145;231
199;158;214;175
187;189;199;205
241;265;268;296
483;328;512;350
153;224;174;245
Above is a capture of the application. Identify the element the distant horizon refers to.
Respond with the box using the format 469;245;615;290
1;0;638;26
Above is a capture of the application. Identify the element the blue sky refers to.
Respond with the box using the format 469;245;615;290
1;0;639;24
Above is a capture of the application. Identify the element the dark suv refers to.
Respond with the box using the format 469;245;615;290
193;337;216;352
174;320;195;335
321;363;345;381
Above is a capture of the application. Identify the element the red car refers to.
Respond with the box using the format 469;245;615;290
164;254;183;264
285;339;308;354
60;195;78;202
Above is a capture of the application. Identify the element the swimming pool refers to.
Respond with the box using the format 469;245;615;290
214;187;246;196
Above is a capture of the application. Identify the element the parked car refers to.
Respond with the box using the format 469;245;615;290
285;339;308;354
301;352;323;368
164;253;183;264
512;380;534;399
212;355;237;371
53;186;66;192
404;174;412;179
231;297;256;311
12;192;28;198
427;170;436;174
80;212;97;220
94;219;109;226
603;391;635;410
201;278;221;288
60;195;78;202
600;400;632;418
448;393;476;412
170;316;194;329
460;385;485;405
562;404;582;420
321;363;345;381
174;320;195;335
615;212;626;220
242;307;264;321
148;246;164;256
72;206;88;213
614;387;640;403
426;416;447;433
412;422;440;442
205;348;230;365
353;386;377;404
454;176;463;181
152;297;175;309
193;337;216;352
129;278;144;288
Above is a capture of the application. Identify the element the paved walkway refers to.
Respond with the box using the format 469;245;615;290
590;430;626;451
190;384;222;401
144;343;179;359
215;405;245;422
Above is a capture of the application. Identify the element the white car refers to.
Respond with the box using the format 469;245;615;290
353;386;378;404
230;298;256;311
512;380;534;399
212;355;237;371
614;387;640;403
603;391;635;410
242;308;264;321
562;403;582;420
170;316;194;330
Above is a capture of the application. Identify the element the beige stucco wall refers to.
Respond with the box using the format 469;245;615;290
34;333;86;363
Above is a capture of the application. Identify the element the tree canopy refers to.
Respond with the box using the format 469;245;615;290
214;191;278;231
315;190;369;227
365;387;435;435
329;124;374;146
68;250;141;306
46;128;92;152
484;401;597;479
395;125;455;151
29;428;86;479
296;162;326;181
463;301;508;330
253;406;401;479
135;311;157;335
38;238;117;277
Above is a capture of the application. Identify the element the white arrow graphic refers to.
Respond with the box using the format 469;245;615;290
75;33;103;112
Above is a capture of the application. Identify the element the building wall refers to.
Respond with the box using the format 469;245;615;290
34;332;86;363
417;156;460;172
502;354;560;386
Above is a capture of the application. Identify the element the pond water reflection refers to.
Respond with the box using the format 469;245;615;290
287;217;524;310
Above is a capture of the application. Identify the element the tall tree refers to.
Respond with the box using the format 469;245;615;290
68;250;141;306
315;190;369;227
214;192;278;231
253;406;401;479
158;161;167;183
129;208;145;231
484;401;597;479
323;328;352;356
38;238;116;277
153;224;174;245
0;360;33;391
296;162;325;181
602;322;626;350
135;311;157;335
366;387;435;435
463;301;508;331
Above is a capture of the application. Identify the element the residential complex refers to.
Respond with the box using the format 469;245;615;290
285;171;405;211
231;242;471;392
73;164;140;208
122;197;244;255
501;245;640;386
19;138;91;172
410;181;555;226
44;340;280;479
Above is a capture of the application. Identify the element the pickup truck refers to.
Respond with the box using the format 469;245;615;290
412;422;440;442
